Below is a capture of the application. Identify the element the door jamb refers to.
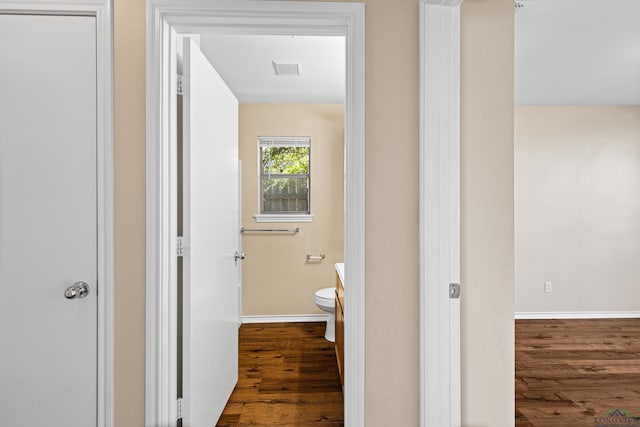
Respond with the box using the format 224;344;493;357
419;1;463;426
0;2;114;427
145;1;365;426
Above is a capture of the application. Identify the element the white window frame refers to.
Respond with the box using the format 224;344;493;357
255;136;313;223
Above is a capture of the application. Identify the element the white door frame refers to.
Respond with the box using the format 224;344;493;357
419;1;463;426
145;1;365;426
0;2;114;427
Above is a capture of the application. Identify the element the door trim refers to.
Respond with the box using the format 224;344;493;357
419;1;462;426
145;1;365;426
0;2;114;427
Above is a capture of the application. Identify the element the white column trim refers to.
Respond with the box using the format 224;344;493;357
0;2;115;427
145;2;365;426
420;1;462;426
95;3;115;427
146;2;176;424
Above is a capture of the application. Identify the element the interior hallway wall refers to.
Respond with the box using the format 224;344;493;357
239;104;345;316
515;106;640;314
113;0;146;424
112;0;515;426
460;1;515;424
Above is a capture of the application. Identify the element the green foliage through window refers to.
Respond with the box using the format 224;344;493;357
261;146;309;174
259;139;310;215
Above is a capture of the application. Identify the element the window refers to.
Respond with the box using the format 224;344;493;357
256;136;312;222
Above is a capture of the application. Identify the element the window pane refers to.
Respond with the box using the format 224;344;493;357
262;177;309;214
261;146;309;174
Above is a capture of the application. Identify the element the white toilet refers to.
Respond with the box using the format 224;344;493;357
313;287;335;342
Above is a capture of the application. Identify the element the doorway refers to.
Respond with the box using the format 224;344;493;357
145;2;365;426
514;0;640;423
189;33;346;424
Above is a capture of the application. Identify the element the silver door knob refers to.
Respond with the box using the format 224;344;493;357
65;282;90;299
234;251;246;262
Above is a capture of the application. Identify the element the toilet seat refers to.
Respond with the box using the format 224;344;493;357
314;287;335;309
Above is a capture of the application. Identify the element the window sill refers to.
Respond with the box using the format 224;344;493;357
253;214;314;223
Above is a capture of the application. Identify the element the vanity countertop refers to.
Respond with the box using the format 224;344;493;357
335;263;344;288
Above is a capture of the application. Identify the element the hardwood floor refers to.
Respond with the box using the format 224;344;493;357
516;318;640;427
217;322;344;427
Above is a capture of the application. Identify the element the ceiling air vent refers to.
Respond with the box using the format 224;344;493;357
272;61;300;76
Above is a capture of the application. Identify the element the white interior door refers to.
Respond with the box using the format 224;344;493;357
182;38;240;426
0;14;97;427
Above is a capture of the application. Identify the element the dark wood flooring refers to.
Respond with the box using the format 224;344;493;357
516;318;640;426
217;322;344;427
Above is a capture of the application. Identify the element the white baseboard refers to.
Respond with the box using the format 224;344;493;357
515;311;640;320
241;314;328;324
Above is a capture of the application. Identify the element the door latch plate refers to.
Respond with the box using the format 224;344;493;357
449;283;460;299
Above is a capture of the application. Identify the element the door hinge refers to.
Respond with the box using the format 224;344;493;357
177;75;184;95
177;236;185;257
449;283;460;299
177;397;183;420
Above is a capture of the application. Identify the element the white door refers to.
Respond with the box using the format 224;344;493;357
182;38;240;426
0;14;98;427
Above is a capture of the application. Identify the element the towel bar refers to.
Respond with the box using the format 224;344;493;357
240;227;300;233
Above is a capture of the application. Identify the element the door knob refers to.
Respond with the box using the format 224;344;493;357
234;251;246;262
64;282;90;299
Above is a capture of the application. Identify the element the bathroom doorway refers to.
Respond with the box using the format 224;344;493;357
178;32;346;425
145;2;365;426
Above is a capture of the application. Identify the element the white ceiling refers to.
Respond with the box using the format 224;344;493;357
195;2;639;106
198;34;345;104
515;0;640;105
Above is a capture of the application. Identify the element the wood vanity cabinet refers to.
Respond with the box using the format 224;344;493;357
335;272;345;387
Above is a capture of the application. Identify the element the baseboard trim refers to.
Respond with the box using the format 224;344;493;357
241;314;328;324
515;311;640;320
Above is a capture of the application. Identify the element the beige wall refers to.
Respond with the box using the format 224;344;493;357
363;1;418;424
112;0;515;426
239;104;344;316
460;1;515;425
515;106;640;313
113;0;146;425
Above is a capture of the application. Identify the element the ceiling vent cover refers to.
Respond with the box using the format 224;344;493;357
272;61;300;76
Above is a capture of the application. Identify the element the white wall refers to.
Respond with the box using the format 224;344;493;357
515;106;640;314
